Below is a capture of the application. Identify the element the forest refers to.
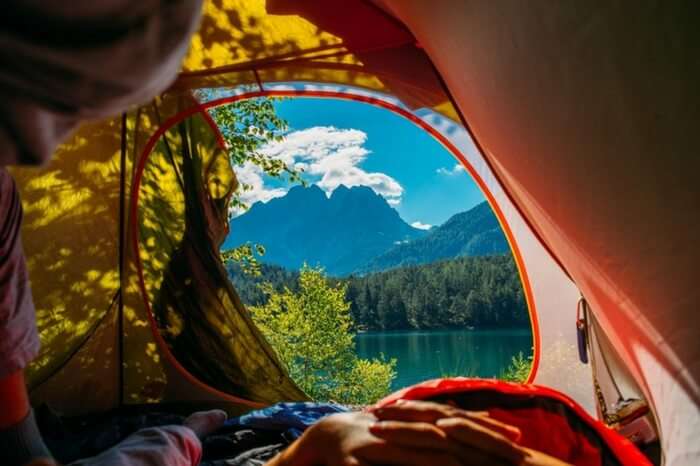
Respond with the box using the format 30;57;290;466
228;254;529;331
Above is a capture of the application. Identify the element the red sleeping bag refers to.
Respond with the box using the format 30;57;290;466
371;378;650;466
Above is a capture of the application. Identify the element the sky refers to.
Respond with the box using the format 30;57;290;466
232;97;485;229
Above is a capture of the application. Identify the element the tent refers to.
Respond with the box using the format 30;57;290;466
8;1;698;465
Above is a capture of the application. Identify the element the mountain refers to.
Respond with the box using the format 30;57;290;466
356;201;509;273
223;184;427;276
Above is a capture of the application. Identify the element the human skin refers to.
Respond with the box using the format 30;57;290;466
371;401;572;466
267;400;572;466
15;399;570;466
267;411;477;466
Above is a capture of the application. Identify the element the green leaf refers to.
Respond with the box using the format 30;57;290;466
250;266;396;404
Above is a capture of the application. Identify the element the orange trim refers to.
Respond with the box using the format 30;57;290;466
131;104;265;409
196;103;227;150
131;89;542;405
173;60;444;110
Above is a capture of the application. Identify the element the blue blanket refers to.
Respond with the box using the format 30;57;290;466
224;402;350;439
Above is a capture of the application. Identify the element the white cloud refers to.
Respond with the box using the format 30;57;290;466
436;163;465;176
257;126;404;204
411;221;433;230
230;161;287;216
259;126;367;165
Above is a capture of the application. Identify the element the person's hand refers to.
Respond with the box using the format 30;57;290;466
370;400;524;466
183;409;227;439
269;411;470;466
373;399;522;442
371;400;572;466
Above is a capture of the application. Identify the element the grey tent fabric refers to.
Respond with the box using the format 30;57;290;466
0;0;202;165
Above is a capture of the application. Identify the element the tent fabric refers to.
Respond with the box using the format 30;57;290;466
175;0;448;113
11;118;124;389
15;95;306;413
138;102;306;403
29;296;120;414
372;378;652;466
373;2;700;464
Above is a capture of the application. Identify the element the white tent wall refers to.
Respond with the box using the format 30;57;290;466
377;2;700;464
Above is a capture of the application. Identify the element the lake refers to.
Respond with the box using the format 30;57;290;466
355;328;533;391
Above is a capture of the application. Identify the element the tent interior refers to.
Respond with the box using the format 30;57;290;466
8;1;698;465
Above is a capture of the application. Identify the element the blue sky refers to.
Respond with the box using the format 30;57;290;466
236;97;485;228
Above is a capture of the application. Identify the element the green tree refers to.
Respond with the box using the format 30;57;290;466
250;266;396;404
211;98;305;276
234;255;530;332
499;351;533;383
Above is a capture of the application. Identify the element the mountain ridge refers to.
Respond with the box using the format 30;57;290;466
223;184;426;276
224;185;509;276
355;201;509;274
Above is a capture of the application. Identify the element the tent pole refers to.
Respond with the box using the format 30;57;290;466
118;112;127;407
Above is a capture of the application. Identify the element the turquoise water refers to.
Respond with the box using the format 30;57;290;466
355;329;533;391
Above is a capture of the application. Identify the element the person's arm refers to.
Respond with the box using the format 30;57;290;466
268;412;462;466
66;410;226;466
67;426;202;466
0;370;30;429
371;400;573;466
0;370;53;465
266;410;525;466
0;170;52;465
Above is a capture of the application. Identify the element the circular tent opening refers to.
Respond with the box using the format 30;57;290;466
129;87;571;409
217;95;535;401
